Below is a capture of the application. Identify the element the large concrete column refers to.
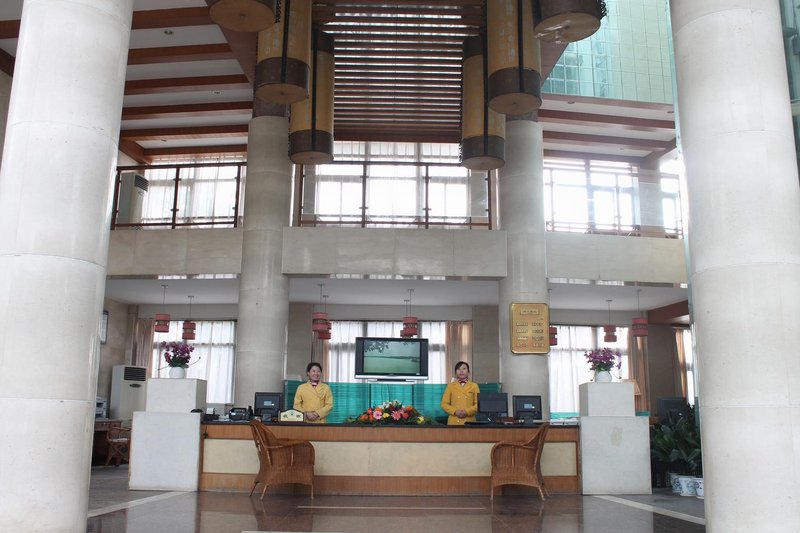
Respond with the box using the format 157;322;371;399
0;1;133;531
497;117;550;415
235;112;293;406
670;2;800;531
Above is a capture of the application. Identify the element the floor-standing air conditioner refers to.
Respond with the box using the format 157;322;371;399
116;172;148;228
110;365;147;421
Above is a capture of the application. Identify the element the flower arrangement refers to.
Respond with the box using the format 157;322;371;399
347;400;432;425
161;341;194;368
584;347;621;372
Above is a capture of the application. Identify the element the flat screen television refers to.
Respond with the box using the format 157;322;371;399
354;337;429;380
478;392;508;423
657;396;689;424
513;395;542;423
254;391;283;422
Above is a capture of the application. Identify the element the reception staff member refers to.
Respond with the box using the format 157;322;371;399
440;361;480;425
293;362;334;423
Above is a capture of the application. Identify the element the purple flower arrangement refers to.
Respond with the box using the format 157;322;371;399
161;341;194;368
584;347;621;372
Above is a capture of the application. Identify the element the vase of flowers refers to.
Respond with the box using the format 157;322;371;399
161;341;194;378
585;347;621;382
347;400;433;425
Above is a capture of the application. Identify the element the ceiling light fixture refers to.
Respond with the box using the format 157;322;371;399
400;289;418;338
631;288;648;337
182;295;196;341
154;284;170;333
603;299;617;343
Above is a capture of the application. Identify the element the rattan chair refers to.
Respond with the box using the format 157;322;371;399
490;422;550;499
104;425;131;467
249;420;315;499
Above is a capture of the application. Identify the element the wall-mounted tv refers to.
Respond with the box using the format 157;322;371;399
354;337;429;381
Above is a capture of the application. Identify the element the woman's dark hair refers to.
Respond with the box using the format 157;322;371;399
306;362;322;372
454;361;470;373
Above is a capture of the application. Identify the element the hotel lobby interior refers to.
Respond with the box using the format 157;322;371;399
1;1;798;533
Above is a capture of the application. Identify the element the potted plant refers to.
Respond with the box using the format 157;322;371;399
650;404;702;496
160;341;194;378
584;347;621;382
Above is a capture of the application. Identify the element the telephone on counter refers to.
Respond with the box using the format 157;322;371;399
228;407;248;421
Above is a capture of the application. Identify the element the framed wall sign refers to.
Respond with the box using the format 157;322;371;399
510;302;549;354
100;310;109;345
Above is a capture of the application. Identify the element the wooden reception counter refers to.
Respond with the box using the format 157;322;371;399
201;422;581;495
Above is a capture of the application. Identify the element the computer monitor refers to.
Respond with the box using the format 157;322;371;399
477;392;508;423
253;392;283;422
512;395;542;424
656;396;689;424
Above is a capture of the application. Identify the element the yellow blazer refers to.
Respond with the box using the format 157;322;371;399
293;382;334;424
440;380;480;425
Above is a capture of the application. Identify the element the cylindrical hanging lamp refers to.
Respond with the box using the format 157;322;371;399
486;0;542;114
255;0;312;104
154;284;170;333
182;295;196;340
400;290;419;338
289;30;334;164
461;33;505;171
603;299;617;342
631;289;649;337
208;0;276;33
532;0;607;44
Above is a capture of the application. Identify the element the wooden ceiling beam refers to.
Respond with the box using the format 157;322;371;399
316;15;482;26
122;101;253;120
320;24;478;35
543;131;674;151
334;85;460;94
118;138;150;165
337;66;461;75
132;8;213;29
121;124;248;141
335;130;459;143
0;48;14;76
314;5;482;17
538;109;675;132
335;42;463;52
127;44;234;65
124;75;250;95
144;144;248;157
329;33;466;43
336;56;462;64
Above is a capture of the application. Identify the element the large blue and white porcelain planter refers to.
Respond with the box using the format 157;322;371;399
678;475;696;497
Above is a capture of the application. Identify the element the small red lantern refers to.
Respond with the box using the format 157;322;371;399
603;325;617;343
549;325;558;346
182;320;196;340
631;317;648;337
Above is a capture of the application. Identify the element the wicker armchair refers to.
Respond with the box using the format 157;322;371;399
490;422;550;499
249;420;315;499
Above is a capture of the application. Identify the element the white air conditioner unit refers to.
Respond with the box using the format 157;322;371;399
116;172;148;228
110;365;147;421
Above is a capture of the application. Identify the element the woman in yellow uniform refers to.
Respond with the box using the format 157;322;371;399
440;361;480;425
293;362;334;423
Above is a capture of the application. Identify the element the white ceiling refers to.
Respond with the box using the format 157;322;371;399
104;276;687;312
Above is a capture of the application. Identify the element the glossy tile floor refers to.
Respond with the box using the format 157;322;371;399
87;466;706;533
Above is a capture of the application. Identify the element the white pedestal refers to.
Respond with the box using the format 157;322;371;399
129;411;201;491
578;382;651;495
145;378;207;413
579;382;634;416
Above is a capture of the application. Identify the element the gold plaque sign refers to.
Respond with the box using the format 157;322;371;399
510;303;550;354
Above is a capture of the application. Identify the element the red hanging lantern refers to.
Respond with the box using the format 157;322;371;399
631;289;648;337
182;321;196;340
549;325;558;346
603;325;617;343
154;284;170;332
401;316;418;338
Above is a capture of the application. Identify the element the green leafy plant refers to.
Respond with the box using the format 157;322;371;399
650;405;702;476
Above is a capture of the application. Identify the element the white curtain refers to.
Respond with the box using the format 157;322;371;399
548;325;630;414
152;320;236;404
327;321;363;383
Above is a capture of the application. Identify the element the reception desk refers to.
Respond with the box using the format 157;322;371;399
201;422;580;495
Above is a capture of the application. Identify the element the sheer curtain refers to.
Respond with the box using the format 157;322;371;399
445;321;472;381
422;321;448;383
327;321;362;383
548;325;630;415
152;320;236;404
627;332;650;413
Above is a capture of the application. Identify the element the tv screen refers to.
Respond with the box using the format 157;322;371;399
513;395;542;421
657;396;688;424
354;337;429;380
478;392;508;422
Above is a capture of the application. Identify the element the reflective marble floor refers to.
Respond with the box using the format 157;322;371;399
87;466;705;533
